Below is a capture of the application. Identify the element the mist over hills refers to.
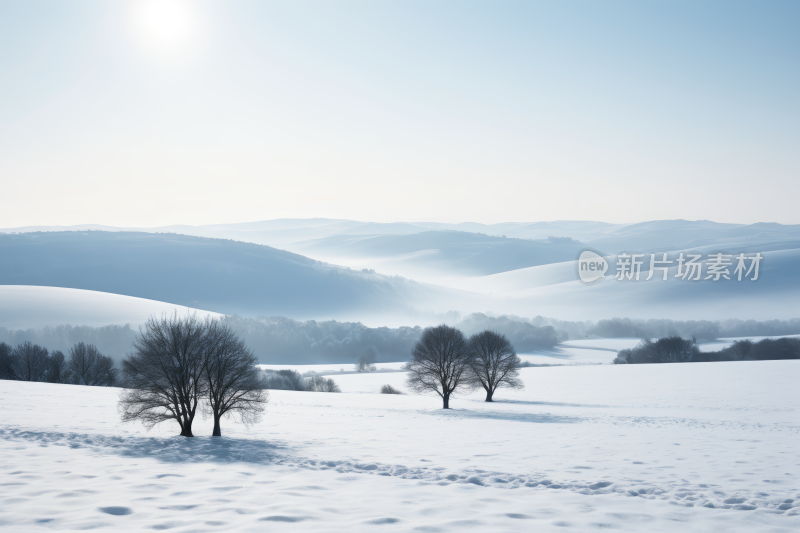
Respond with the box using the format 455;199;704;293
1;219;799;326
6;218;799;280
288;231;585;277
0;232;466;323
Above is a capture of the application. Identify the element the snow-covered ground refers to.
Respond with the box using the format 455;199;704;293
1;360;798;531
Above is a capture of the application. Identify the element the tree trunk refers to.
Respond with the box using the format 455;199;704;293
485;390;493;402
212;414;222;437
180;415;194;437
443;394;450;409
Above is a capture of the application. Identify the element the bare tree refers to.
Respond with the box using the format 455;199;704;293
306;375;341;392
45;350;73;384
355;356;376;373
203;322;268;437
11;342;49;382
68;342;117;386
119;314;208;437
404;325;472;409
0;342;17;380
467;330;523;402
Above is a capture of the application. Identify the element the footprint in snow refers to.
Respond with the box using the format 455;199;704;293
366;518;401;525
99;506;133;516
260;516;314;522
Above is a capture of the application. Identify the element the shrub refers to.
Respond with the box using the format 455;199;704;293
380;384;403;394
261;369;341;392
307;375;341;393
613;336;699;364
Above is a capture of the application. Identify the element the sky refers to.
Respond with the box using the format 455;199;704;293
0;0;798;227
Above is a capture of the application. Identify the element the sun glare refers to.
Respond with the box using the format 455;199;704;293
136;0;194;48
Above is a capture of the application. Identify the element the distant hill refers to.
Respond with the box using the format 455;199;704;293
287;231;586;277
2;221;800;324
0;218;626;246
0;232;464;322
6;219;800;279
0;285;219;330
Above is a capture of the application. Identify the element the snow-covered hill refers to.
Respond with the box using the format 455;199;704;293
0;285;219;329
2;221;799;323
0;232;468;324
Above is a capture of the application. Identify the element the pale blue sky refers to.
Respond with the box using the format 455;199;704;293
1;1;798;226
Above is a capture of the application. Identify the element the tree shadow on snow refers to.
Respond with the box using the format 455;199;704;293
486;399;613;409
422;409;580;424
0;427;294;466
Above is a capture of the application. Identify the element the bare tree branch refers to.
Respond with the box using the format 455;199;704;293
202;321;268;437
119;313;208;437
404;324;473;409
467;330;523;402
11;341;49;382
68;342;117;386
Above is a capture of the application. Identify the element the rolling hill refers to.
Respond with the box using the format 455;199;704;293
0;231;466;323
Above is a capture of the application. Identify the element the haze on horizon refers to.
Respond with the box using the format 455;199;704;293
1;0;798;228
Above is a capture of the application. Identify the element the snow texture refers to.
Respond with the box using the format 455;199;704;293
0;361;798;531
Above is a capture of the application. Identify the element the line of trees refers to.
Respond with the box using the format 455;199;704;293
613;336;800;364
0;341;117;386
588;318;800;342
404;325;523;408
119;314;267;437
5;315;798;368
260;369;341;392
697;337;800;362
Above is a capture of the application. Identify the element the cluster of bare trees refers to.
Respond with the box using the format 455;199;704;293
0;341;117;386
119;314;267;437
261;369;341;392
405;325;522;409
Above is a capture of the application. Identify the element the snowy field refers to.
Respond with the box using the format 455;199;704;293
1;361;798;532
497;338;640;366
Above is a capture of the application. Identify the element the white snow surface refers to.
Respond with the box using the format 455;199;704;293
0;285;220;329
1;361;799;531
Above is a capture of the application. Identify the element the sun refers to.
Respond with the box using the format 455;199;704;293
136;0;194;47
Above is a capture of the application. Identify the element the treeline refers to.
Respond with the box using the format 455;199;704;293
3;316;799;365
0;341;117;385
697;337;800;362
589;318;800;341
0;324;137;363
221;313;565;363
221;316;422;364
261;369;341;392
457;313;563;349
613;336;800;364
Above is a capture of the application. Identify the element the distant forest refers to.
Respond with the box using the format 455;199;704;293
1;314;799;365
584;317;800;341
614;336;800;364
